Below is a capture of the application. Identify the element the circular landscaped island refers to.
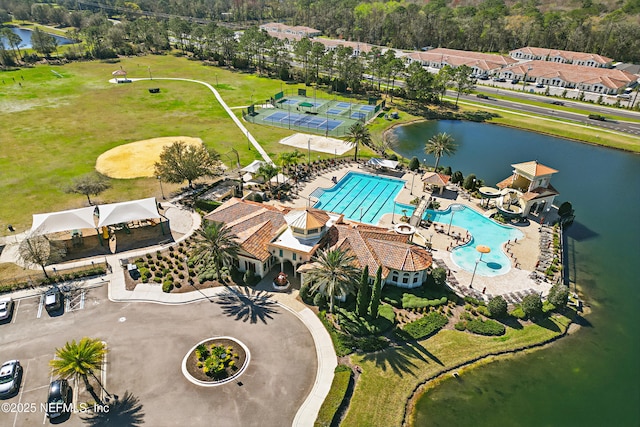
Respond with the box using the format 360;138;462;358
182;337;250;386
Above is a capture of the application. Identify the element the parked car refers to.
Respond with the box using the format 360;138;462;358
493;77;506;82
46;379;71;419
536;82;545;88
0;360;22;397
0;298;13;321
478;75;489;80
44;288;62;314
511;79;520;84
617;93;631;99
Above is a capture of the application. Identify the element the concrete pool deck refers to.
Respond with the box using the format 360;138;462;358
269;163;553;301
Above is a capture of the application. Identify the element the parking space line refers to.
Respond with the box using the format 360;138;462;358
11;299;20;324
80;291;85;310
13;359;30;427
22;384;49;393
43;355;54;425
36;295;44;319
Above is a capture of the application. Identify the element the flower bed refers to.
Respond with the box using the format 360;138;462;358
184;338;248;383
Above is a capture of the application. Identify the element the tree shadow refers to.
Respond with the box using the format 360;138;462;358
532;315;561;332
361;339;444;377
497;316;523;330
216;287;280;324
81;391;144;427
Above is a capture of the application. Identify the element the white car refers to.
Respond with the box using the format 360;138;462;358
0;360;22;397
0;298;13;321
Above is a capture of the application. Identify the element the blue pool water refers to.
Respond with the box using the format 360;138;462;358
425;204;523;276
311;172;414;224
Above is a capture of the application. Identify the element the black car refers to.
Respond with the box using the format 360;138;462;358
549;101;565;106
476;93;490;99
588;114;606;121
46;379;71;419
44;288;62;314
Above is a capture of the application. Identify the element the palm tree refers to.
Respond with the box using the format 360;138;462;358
306;248;360;313
345;122;372;162
191;222;241;282
50;338;108;404
256;162;280;192
424;132;457;172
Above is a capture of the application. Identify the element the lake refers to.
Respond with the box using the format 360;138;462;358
0;27;75;49
390;120;640;427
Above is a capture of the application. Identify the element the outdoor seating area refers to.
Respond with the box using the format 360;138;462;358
530;224;560;283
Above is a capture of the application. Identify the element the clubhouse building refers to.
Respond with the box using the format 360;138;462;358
204;198;433;288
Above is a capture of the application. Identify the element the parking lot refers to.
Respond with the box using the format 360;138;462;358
1;284;317;426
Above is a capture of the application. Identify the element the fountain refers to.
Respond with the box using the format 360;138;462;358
273;271;290;290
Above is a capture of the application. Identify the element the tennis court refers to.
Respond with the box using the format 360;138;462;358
265;111;344;131
244;91;385;137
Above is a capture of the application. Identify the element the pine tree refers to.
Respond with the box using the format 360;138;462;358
369;266;383;318
356;265;370;317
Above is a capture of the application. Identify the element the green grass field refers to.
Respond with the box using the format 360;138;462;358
0;56;379;233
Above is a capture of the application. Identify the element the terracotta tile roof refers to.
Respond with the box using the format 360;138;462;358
284;208;330;229
325;224;432;278
311;38;374;54
522;184;560;201
204;198;286;261
501;60;636;90
422;172;451;186
367;239;433;271
510;47;612;66
496;176;513;189
239;221;274;260
511;161;558;177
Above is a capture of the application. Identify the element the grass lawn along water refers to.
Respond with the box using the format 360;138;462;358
340;314;572;427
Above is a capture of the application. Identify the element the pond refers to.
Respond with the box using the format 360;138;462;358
0;27;75;49
390;120;640;426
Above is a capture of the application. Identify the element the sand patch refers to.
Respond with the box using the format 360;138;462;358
279;133;353;155
96;136;203;179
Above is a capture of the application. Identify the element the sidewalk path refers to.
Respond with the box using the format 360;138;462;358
113;77;273;164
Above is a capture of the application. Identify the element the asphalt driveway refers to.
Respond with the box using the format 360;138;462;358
0;285;317;426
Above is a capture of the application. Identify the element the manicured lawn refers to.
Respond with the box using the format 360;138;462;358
340;314;571;427
0;55;374;233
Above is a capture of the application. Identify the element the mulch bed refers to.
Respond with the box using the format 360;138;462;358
185;338;247;383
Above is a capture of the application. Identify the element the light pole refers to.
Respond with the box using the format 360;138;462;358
148;66;152;80
470;245;491;288
523;66;532;91
307;138;311;164
447;204;464;235
410;170;416;195
156;175;166;200
392;201;396;224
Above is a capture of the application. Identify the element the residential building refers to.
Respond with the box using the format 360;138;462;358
259;22;321;43
496;60;638;95
509;47;613;68
405;48;516;74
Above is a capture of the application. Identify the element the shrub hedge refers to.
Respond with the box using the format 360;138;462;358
464;318;506;336
402;294;447;309
398;312;448;340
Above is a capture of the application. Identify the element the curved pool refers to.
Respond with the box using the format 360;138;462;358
425;204;523;277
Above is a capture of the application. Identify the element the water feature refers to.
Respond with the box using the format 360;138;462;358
0;27;75;50
310;171;414;224
425;204;523;276
391;120;640;426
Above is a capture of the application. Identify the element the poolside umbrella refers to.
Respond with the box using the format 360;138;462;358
470;245;491;288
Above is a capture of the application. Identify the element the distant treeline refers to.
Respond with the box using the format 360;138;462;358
1;0;639;63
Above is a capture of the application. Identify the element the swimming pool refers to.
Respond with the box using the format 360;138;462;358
425;205;523;277
310;172;414;224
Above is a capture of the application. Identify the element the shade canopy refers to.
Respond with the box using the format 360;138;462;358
240;160;266;174
367;158;399;169
97;197;160;227
31;206;97;235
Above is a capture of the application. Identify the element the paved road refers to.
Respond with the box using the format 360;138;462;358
452;89;640;137
0;284;317;427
